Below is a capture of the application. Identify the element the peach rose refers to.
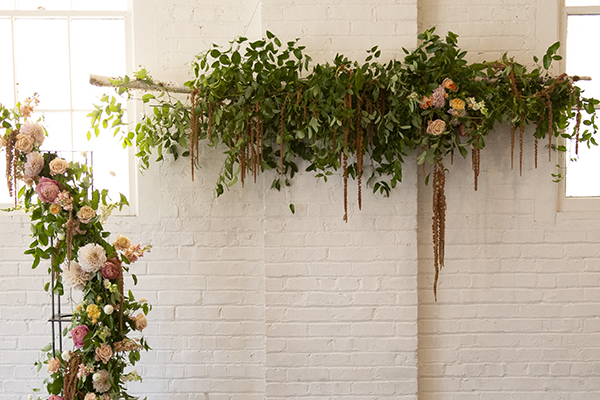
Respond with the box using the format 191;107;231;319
419;95;433;110
47;357;61;373
95;343;113;364
77;205;96;224
427;119;447;136
442;77;458;92
132;313;147;331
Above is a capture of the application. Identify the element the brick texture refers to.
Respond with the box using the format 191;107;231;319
2;1;599;400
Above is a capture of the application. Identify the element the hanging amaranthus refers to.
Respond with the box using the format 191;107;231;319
432;161;446;302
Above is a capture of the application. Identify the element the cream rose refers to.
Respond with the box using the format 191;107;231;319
77;206;96;224
427;119;447;136
113;234;131;251
49;158;69;175
15;133;34;153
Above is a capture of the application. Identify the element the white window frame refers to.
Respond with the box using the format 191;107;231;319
0;4;137;215
558;2;600;213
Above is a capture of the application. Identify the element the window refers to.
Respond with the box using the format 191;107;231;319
0;1;133;209
564;0;600;199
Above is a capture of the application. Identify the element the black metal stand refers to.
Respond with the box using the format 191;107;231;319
48;237;72;357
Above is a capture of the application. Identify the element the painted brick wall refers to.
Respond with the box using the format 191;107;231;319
3;1;600;400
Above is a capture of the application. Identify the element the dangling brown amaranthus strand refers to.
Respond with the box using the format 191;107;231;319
510;124;515;171
535;137;538;169
342;93;351;223
356;96;364;210
575;100;582;156
250;114;257;183
519;123;524;176
472;147;480;191
189;89;200;181
432;161;447;302
208;100;213;143
548;105;553;162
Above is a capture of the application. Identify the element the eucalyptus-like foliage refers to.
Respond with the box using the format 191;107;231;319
89;28;599;298
91;28;598;198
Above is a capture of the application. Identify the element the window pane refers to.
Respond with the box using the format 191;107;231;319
14;18;70;109
73;111;129;200
0;18;14;107
0;0;15;11
566;0;600;6
16;0;70;10
567;15;600;100
71;0;127;11
71;18;126;109
39;111;72;151
566;143;600;197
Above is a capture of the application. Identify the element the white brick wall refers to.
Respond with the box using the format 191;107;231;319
3;0;600;399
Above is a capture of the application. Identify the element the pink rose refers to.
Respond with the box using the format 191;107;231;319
101;258;122;280
35;177;60;203
71;325;90;349
49;396;64;400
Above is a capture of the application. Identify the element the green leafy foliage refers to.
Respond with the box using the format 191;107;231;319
91;29;598;201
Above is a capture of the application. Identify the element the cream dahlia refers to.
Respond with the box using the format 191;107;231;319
62;262;92;290
78;243;107;273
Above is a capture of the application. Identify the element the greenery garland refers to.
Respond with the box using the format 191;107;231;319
0;97;151;400
90;28;599;299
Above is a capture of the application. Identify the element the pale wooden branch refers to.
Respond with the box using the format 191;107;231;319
89;74;192;94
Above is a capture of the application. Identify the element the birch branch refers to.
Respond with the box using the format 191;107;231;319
89;74;192;94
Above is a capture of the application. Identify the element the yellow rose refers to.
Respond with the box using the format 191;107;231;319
113;234;131;251
49;204;62;215
86;304;101;320
450;98;465;111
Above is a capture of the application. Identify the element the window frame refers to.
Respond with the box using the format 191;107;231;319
558;2;600;212
0;5;138;215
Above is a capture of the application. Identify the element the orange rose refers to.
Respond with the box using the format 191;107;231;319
442;78;458;92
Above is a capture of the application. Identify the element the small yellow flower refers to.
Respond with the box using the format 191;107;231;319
450;98;465;111
49;204;62;215
86;304;101;321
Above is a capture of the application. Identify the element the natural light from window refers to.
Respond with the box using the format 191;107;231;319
0;2;130;206
565;3;600;197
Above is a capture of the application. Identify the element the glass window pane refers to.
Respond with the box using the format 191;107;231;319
566;143;600;197
0;160;12;204
0;18;14;107
567;15;600;100
72;111;129;200
566;0;600;6
16;0;70;10
39;111;72;151
0;0;15;11
71;18;126;109
71;0;126;11
14;18;70;109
